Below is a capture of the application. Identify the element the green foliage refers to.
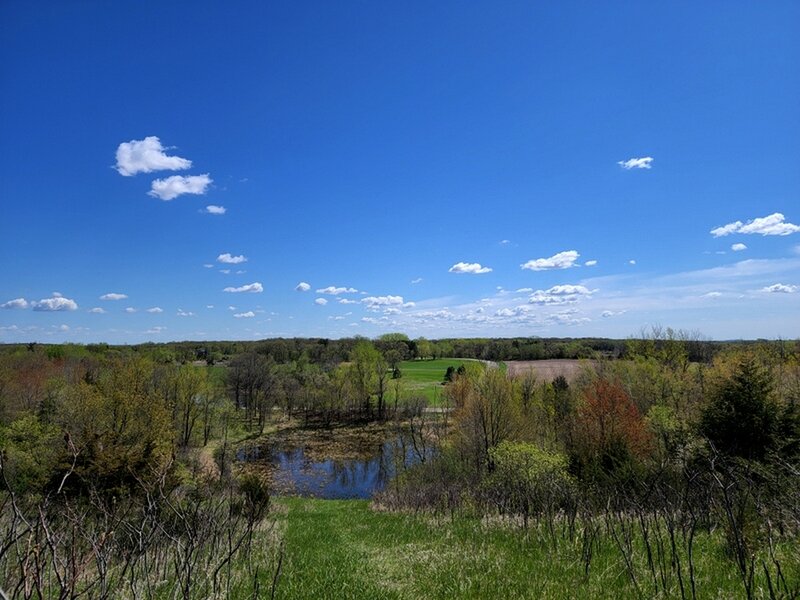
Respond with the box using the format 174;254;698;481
0;414;62;493
700;356;778;460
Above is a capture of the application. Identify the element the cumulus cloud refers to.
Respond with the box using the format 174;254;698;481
125;307;137;313
761;283;798;294
146;307;163;313
315;298;328;306
629;260;637;265
618;156;653;170
521;250;579;271
148;174;212;201
218;253;247;264
234;311;255;318
295;282;311;292
1;298;28;309
223;282;263;293
205;205;226;215
115;136;192;176
449;262;492;274
32;296;78;312
177;309;195;317
585;260;598;267
88;307;106;314
361;295;414;311
100;292;127;301
731;243;747;252
601;310;626;318
528;284;595;305
316;286;359;295
338;298;358;305
711;213;800;237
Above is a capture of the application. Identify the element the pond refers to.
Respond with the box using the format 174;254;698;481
237;428;431;499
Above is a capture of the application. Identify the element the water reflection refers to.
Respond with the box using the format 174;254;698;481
238;435;428;499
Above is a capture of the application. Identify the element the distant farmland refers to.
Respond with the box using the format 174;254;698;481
504;359;593;383
397;359;475;403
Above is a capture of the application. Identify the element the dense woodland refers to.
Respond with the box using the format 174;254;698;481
0;331;798;597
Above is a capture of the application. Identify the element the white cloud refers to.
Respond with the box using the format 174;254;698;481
223;282;263;293
521;250;579;271
601;310;625;318
205;205;226;215
449;262;492;274
234;311;255;318
411;278;423;284
177;309;195;317
618;156;653;170
32;296;78;312
760;283;798;294
125;307;137;313
220;269;231;275
711;213;800;237
528;284;595;305
206;305;214;309
57;324;70;332
115;136;192;176
100;292;127;301
702;291;723;298
585;260;598;267
148;174;212;201
316;286;359;295
88;307;106;314
295;282;311;292
146;307;163;313
499;239;511;245
731;243;747;252
338;298;358;305
315;298;328;306
362;295;414;310
218;253;247;264
629;259;637;265
1;298;28;309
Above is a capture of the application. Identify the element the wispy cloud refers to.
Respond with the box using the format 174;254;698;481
217;253;247;264
618;156;653;170
711;213;800;237
411;278;423;284
234;311;255;318
32;295;78;312
223;282;263;293
316;286;359;295
449;262;492;274
88;307;106;314
100;292;127;301
760;283;798;294
521;250;579;271
146;307;163;313
1;298;28;309
115;136;191;176
149;174;212;201
177;309;195;317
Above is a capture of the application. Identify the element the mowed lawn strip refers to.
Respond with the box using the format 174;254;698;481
397;359;474;405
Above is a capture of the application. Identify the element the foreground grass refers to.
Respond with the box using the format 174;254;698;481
271;498;799;599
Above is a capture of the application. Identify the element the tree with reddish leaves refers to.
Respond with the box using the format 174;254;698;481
572;377;652;479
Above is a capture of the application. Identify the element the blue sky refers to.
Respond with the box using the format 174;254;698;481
1;1;798;343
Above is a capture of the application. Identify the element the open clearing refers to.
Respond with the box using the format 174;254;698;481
504;359;594;383
397;359;475;404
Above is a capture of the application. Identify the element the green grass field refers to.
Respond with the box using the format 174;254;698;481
397;359;474;404
270;498;799;599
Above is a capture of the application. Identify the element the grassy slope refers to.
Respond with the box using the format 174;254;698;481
397;359;471;405
272;498;800;600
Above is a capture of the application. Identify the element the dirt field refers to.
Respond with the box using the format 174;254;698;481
504;359;594;382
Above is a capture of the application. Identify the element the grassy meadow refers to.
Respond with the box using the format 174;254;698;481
271;498;799;599
396;359;472;404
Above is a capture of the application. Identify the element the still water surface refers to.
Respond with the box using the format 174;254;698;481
238;435;427;499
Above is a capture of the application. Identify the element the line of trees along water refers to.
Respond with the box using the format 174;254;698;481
0;332;798;597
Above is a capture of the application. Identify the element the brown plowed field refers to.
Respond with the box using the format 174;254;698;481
504;359;594;382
